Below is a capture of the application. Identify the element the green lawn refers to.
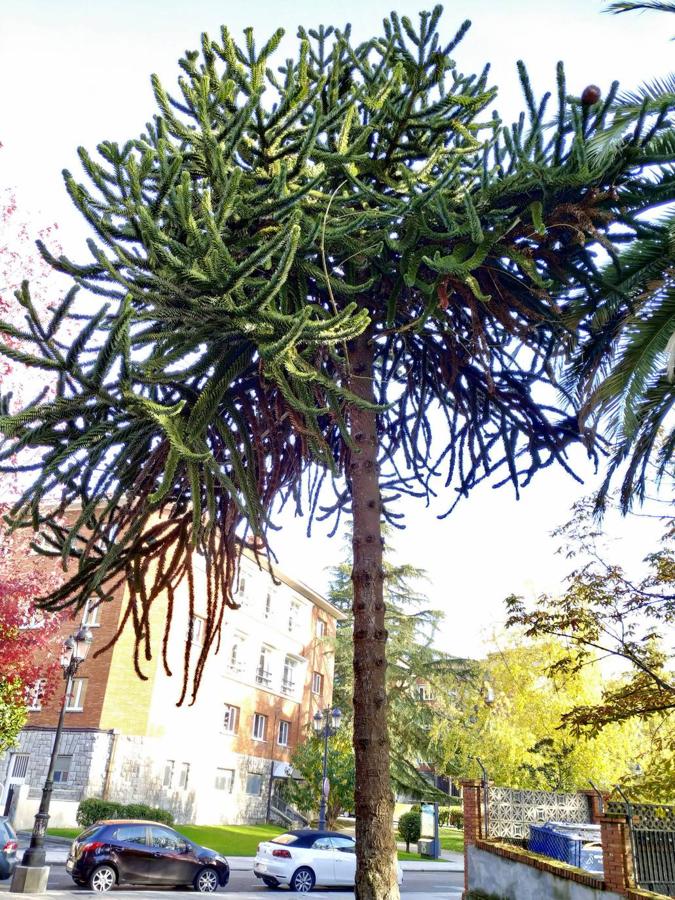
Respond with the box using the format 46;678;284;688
48;822;463;858
174;824;285;856
440;827;464;853
47;828;79;840
397;850;424;861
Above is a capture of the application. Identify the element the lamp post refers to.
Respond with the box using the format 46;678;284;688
21;626;92;868
312;707;342;831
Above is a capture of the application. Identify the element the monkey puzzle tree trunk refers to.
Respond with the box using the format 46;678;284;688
348;330;400;900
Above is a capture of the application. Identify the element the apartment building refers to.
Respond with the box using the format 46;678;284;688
0;546;344;828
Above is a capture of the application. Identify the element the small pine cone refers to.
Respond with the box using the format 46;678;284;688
581;85;602;106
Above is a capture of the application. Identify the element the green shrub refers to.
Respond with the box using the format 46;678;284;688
448;807;464;829
77;798;174;829
76;799;122;828
397;810;421;852
122;803;174;825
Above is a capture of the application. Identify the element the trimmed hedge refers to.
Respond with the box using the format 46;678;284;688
448;807;464;829
438;805;463;828
77;798;174;829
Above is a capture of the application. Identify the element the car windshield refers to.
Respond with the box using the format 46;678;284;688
272;833;300;845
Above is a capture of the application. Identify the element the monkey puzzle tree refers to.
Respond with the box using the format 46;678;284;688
1;10;673;898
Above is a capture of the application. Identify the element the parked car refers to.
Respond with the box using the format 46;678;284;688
0;817;18;881
253;829;404;893
65;820;229;893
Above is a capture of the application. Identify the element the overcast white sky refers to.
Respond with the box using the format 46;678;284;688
1;0;672;657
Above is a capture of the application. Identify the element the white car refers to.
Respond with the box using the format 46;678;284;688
253;829;404;893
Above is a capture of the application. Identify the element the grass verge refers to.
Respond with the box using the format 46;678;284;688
440;826;464;853
47;823;463;858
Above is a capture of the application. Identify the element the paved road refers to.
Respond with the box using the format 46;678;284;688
2;865;464;898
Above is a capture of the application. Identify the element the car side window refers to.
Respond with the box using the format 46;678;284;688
312;837;333;850
114;825;147;846
331;837;356;854
149;827;185;851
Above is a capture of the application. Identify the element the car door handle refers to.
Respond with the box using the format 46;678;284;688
152;852;163;857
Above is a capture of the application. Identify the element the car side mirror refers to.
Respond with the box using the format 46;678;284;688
179;842;190;854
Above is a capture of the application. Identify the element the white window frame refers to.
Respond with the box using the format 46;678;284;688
228;635;245;673
316;618;326;638
252;713;267;742
192;616;205;647
26;679;45;711
10;753;29;778
288;600;301;632
264;591;272;619
163;760;174;788
312;671;323;696
83;600;101;627
66;678;86;711
178;762;190;790
223;704;239;734
256;646;272;687
215;768;235;792
282;656;297;696
277;720;290;747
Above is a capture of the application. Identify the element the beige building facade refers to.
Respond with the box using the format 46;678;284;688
1;547;344;828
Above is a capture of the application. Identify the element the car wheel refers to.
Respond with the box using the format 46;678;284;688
89;865;117;893
194;867;219;893
262;876;280;888
290;867;315;893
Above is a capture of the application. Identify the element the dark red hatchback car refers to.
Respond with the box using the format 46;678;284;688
66;820;230;893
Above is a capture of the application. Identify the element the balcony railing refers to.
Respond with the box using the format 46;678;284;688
256;668;272;686
281;678;296;696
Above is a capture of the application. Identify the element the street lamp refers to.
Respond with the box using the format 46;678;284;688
21;625;92;868
312;707;342;831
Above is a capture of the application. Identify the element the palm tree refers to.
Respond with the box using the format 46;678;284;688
567;6;675;510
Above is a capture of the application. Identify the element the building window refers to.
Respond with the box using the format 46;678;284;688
316;618;326;638
66;678;87;711
281;657;297;696
178;763;190;790
223;704;239;734
192;617;205;647
53;755;72;784
416;684;435;702
277;720;290;747
84;601;101;627
163;760;174;788
237;575;247;597
246;772;263;795
10;754;29;778
312;672;323;696
288;601;301;632
264;592;272;619
228;637;244;673
215;768;235;792
26;679;45;711
256;646;272;687
252;713;267;742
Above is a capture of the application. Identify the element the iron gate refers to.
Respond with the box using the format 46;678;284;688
608;799;675;897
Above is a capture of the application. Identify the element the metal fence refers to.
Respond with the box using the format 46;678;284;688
486;786;592;842
607;799;675;897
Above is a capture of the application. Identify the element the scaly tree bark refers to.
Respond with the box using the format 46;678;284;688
1;10;674;898
348;330;397;898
